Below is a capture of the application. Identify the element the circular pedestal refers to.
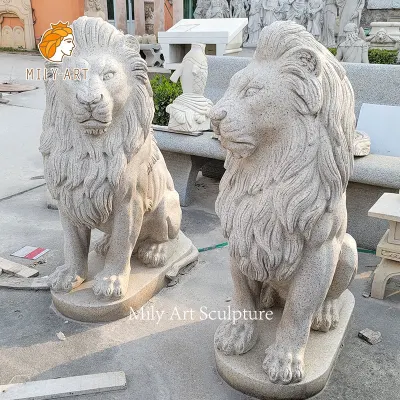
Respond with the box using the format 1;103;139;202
215;290;355;400
51;232;198;323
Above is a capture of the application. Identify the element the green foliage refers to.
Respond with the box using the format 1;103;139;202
150;74;182;126
328;48;337;56
368;49;398;65
0;46;34;52
328;46;398;65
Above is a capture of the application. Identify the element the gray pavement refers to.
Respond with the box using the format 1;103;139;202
0;53;46;200
0;52;399;400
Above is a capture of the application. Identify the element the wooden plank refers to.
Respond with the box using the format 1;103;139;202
0;257;38;278
0;276;49;290
0;371;127;399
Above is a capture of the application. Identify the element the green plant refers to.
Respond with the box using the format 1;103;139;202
0;46;39;53
368;48;398;65
328;47;337;56
150;74;182;126
328;46;398;64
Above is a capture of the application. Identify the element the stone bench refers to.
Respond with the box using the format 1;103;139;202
156;57;400;249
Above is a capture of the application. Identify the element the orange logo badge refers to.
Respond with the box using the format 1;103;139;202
38;21;75;63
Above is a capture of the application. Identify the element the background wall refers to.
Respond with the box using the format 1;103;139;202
31;0;84;42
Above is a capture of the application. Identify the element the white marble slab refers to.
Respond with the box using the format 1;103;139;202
356;103;400;157
0;372;127;399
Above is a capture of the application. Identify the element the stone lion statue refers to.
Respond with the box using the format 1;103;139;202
41;17;182;299
210;21;358;384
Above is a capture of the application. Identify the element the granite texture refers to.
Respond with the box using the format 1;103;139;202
205;57;400;118
41;17;197;308
215;290;355;399
210;22;358;387
51;232;199;322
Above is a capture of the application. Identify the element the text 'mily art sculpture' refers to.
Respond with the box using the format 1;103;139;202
41;17;197;304
210;21;358;386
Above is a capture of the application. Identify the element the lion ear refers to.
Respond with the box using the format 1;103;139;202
284;46;322;78
124;34;140;54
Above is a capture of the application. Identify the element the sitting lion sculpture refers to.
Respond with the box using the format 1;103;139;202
210;21;358;384
41;17;183;299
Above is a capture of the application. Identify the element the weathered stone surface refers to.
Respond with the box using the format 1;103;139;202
210;21;358;386
215;290;355;399
41;17;197;315
358;328;382;344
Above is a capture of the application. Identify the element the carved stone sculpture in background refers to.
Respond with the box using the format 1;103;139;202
231;0;250;42
84;0;106;19
337;0;365;43
262;0;279;26
287;0;306;25
42;17;196;300
206;0;231;18
307;0;324;40
366;28;400;50
276;0;290;20
194;0;211;18
166;44;213;133
210;21;358;385
247;0;263;45
354;130;371;156
321;0;338;47
336;22;369;63
231;0;249;18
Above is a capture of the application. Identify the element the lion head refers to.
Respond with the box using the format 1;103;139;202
40;17;154;228
210;21;355;281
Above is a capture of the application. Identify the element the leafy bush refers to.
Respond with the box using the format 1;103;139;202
328;47;337;56
328;46;398;64
368;49;398;65
150;74;182;126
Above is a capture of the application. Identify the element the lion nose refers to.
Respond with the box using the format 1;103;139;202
76;93;103;107
209;107;227;123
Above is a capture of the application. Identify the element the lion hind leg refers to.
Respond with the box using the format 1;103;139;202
312;233;358;332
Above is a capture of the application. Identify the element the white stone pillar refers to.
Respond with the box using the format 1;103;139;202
134;0;146;35
173;0;184;25
154;0;165;34
115;0;128;33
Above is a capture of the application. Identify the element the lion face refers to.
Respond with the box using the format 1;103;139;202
210;64;295;159
57;54;131;135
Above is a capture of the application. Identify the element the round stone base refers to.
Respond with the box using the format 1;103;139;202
215;290;355;400
51;231;198;323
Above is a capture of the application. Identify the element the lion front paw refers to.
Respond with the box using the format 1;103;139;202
263;344;304;384
48;264;86;292
215;318;258;355
312;298;340;332
137;241;168;268
93;269;130;299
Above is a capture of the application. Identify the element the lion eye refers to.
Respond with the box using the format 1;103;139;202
103;72;115;81
244;87;262;97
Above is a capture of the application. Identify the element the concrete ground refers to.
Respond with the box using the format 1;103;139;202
0;52;399;400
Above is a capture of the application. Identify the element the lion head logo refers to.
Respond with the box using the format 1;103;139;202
40;17;154;228
39;21;75;63
210;21;355;281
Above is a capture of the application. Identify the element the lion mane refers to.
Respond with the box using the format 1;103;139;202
40;18;156;228
216;22;355;282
